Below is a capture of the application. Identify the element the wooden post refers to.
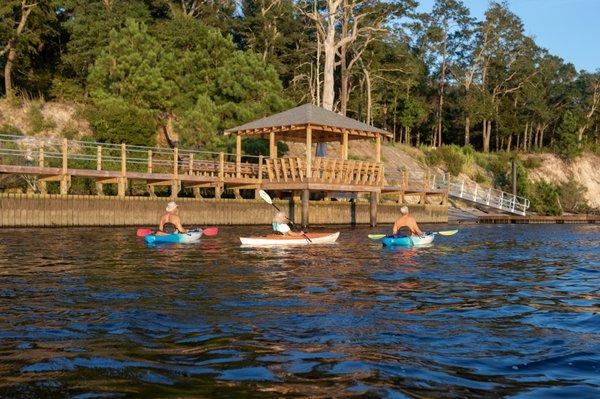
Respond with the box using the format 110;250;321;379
269;131;276;159
370;191;378;227
219;152;224;180
37;145;47;194
147;149;155;197
188;153;194;174
306;126;312;179
301;189;309;228
236;133;242;178
342;130;349;160
95;145;103;196
172;147;179;198
118;143;126;197
375;134;381;162
60;138;69;195
258;155;264;183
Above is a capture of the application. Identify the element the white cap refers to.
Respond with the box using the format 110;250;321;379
400;206;409;214
166;201;178;212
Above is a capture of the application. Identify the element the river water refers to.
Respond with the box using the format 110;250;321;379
0;224;598;398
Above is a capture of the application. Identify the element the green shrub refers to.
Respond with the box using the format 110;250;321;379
438;145;465;176
61;122;79;140
473;171;487;184
523;156;543;169
0;124;24;136
241;138;289;158
84;97;158;145
529;180;562;216
558;180;588;213
423;149;441;167
27;101;56;134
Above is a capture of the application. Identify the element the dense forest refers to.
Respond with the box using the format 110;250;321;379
1;0;599;158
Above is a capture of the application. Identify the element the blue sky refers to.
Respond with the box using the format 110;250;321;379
416;0;599;72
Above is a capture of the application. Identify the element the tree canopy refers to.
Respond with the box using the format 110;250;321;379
0;0;598;155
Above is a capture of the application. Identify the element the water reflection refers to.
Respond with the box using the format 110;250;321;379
0;224;598;398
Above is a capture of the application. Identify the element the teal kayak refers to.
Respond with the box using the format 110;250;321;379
381;233;435;247
144;229;202;244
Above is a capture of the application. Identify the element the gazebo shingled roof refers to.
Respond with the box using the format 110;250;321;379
225;103;392;141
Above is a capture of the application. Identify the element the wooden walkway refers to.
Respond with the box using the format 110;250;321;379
478;214;599;224
0;134;442;201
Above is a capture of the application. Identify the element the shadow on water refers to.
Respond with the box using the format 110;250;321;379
0;224;598;398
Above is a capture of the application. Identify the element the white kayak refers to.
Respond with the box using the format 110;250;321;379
240;232;340;246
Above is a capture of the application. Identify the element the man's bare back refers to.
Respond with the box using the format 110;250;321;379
393;208;424;236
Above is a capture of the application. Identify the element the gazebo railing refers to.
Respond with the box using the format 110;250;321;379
265;157;384;186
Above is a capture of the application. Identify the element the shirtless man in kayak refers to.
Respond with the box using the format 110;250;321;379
157;201;188;235
272;211;305;237
392;206;424;236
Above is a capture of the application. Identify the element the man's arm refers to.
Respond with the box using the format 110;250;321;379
173;215;187;233
411;219;424;236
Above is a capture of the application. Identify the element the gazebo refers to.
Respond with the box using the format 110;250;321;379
225;103;392;226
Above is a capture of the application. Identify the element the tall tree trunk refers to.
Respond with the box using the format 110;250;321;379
2;2;34;99
416;129;420;147
482;119;491;153
523;122;529;152
363;66;372;125
405;126;411;146
464;116;470;146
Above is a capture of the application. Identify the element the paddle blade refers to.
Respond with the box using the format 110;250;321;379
258;190;273;205
203;226;219;236
368;234;386;240
137;228;153;237
437;229;458;236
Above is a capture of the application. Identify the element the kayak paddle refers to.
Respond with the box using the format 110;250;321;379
136;226;219;237
368;229;458;240
258;190;312;243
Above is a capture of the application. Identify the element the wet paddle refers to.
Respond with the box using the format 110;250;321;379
136;226;219;237
368;229;458;240
258;190;312;243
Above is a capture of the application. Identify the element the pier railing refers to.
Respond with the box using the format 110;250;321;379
265;157;384;186
0;134;263;195
435;175;530;215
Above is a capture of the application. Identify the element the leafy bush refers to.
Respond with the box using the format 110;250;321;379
241;138;289;158
523;156;543;169
473;171;487;184
84;97;158;145
424;149;441;167
60;122;79;140
529;180;562;215
437;145;465;176
0;124;24;136
558;180;588;213
27;101;56;134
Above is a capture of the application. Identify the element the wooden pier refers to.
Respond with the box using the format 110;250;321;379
478;214;599;224
0;104;449;227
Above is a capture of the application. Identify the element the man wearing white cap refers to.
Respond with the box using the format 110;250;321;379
157;201;188;235
392;206;424;236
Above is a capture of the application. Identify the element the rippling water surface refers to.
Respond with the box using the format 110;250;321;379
0;224;598;398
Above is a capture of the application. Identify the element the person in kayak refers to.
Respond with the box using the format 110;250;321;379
272;211;305;236
157;201;188;235
392;206;424;236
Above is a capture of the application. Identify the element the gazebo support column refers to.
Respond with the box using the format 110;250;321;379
375;134;381;162
305;126;312;178
301;189;310;228
269;131;276;159
370;192;378;227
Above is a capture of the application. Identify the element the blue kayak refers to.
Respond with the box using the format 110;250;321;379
144;230;202;244
382;233;435;247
